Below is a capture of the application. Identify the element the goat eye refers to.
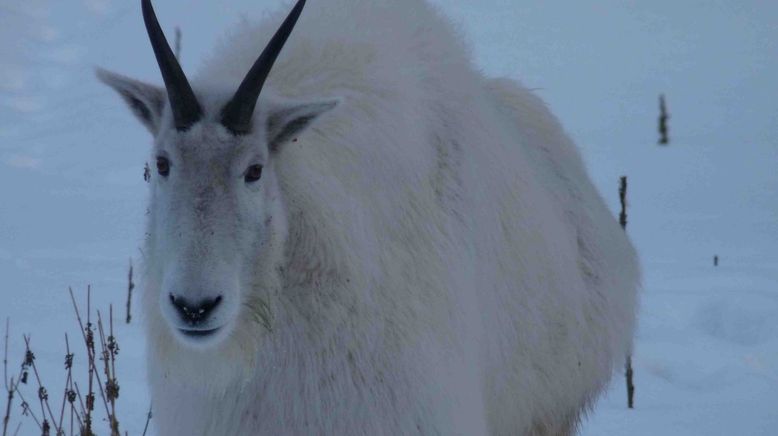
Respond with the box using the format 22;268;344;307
244;164;263;183
156;157;170;177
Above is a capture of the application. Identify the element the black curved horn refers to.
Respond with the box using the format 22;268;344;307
142;0;202;131
221;0;307;135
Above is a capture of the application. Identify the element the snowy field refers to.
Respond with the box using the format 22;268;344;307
1;1;776;435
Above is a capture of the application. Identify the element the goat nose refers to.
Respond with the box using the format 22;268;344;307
169;294;223;325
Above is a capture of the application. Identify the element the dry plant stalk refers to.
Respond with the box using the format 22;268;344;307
69;286;119;435
3;318;18;436
658;94;670;145
619;176;636;409
126;262;135;325
7;284;151;435
97;307;121;435
22;335;60;435
141;404;152;436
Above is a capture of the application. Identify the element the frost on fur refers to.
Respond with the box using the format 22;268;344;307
97;0;639;435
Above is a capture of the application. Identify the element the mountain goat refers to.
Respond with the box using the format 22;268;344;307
98;0;639;434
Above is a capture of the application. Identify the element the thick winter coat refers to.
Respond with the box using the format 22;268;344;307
99;0;639;435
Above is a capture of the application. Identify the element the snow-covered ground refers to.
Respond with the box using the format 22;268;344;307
1;1;776;435
584;260;778;435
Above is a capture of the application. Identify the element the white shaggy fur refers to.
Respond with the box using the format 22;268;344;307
100;0;639;434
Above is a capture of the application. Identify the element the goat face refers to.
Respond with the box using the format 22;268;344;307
98;73;337;349
97;0;336;348
147;114;282;347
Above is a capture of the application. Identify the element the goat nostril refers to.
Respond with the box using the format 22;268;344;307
200;295;223;314
168;294;223;326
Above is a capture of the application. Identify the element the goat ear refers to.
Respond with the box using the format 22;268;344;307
96;68;166;135
267;98;340;152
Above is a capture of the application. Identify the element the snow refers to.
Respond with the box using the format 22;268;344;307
1;0;776;435
584;261;778;435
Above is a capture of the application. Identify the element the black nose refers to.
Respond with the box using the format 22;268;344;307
169;294;223;326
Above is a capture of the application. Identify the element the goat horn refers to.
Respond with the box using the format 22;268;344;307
221;0;307;135
142;0;202;131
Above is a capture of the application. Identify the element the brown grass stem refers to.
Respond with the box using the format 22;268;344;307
22;335;61;435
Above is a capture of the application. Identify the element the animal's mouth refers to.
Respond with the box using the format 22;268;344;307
178;327;221;338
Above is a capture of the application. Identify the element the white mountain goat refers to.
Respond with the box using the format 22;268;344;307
98;0;639;434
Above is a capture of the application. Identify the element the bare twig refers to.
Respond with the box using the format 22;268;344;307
22;335;61;435
126;262;135;324
3;318;15;436
2;375;12;436
141;403;152;436
109;308;119;420
10;287;131;435
3;319;8;391
626;355;635;409
97;310;120;436
57;334;74;433
658;94;670;145
72;383;87;432
619;176;636;409
618;176;628;229
68;287;100;435
14;389;41;431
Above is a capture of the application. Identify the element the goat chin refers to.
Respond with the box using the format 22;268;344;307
105;0;639;435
